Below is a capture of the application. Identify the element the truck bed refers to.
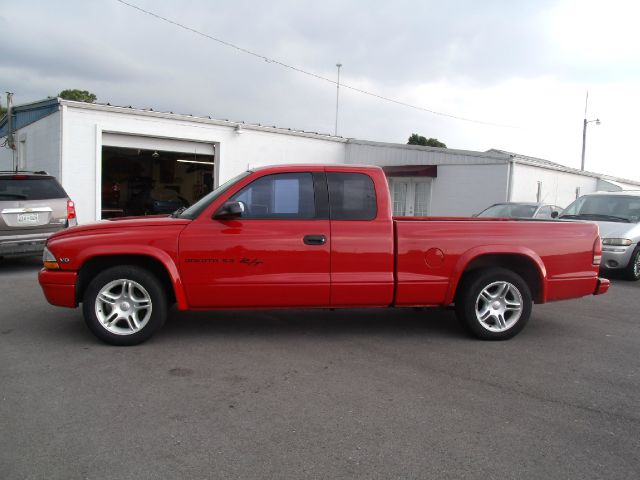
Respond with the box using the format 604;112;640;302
393;217;600;306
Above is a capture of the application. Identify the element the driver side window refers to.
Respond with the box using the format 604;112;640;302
230;172;316;219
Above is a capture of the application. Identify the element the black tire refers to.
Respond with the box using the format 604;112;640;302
623;246;640;281
455;267;532;340
82;265;167;346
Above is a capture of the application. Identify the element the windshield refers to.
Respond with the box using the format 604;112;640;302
478;204;537;218
178;171;251;219
560;195;640;223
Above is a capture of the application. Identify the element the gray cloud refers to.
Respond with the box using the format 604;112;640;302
1;0;639;180
0;0;628;105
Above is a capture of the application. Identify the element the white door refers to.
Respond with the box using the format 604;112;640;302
389;178;432;216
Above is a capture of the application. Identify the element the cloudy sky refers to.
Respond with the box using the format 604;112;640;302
2;0;640;180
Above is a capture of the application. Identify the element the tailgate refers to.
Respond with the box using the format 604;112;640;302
1;206;55;230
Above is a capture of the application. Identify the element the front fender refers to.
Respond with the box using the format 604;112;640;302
73;245;189;310
444;245;548;304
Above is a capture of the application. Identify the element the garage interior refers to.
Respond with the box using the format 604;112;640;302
101;146;215;219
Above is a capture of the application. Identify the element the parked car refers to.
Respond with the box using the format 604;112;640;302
39;165;608;345
476;202;563;219
143;187;190;215
0;171;77;258
560;191;640;280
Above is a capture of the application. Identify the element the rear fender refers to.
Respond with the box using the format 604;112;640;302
445;245;548;304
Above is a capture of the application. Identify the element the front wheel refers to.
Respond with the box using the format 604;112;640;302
623;246;640;281
455;268;532;340
82;266;167;345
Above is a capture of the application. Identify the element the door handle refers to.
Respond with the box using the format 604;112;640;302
303;235;327;246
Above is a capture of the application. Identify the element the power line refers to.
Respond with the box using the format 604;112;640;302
115;0;520;129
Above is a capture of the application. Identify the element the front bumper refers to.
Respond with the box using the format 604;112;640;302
600;245;635;270
38;269;78;308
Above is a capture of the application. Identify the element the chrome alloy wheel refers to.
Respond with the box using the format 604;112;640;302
95;279;153;335
475;281;523;332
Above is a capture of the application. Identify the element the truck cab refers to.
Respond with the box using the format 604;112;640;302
177;165;395;309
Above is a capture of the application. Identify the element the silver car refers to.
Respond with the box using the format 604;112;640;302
476;202;564;219
0;172;77;258
560;191;640;280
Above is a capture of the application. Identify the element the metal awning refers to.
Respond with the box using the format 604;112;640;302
382;165;437;177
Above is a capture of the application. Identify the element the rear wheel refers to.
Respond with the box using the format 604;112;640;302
455;268;532;340
623;246;640;281
82;266;167;345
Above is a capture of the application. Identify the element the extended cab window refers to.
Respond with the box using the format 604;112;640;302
230;172;316;219
327;172;377;220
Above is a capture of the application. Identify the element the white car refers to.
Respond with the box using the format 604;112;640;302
560;191;640;280
476;202;563;219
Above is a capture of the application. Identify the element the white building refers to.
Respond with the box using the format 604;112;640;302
2;97;639;224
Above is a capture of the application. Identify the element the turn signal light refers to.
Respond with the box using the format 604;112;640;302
43;247;59;270
592;236;602;266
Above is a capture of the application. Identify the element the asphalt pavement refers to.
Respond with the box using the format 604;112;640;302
1;257;639;479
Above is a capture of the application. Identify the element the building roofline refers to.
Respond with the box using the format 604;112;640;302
59;99;349;143
4;97;640;187
490;148;640;187
0;97;60;136
347;138;511;161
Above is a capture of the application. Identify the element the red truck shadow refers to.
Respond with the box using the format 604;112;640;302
158;307;467;341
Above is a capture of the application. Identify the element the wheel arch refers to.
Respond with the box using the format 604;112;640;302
447;247;547;304
625;244;640;280
76;251;188;310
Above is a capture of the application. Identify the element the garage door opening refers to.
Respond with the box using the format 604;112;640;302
101;146;215;219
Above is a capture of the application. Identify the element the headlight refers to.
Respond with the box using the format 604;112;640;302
43;247;60;270
602;238;633;246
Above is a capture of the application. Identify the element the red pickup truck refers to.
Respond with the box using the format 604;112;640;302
39;165;609;345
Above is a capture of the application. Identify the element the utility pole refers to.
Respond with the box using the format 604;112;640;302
580;90;600;171
5;92;17;172
6;92;15;150
334;63;342;136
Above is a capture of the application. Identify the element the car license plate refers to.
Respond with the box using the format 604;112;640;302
17;213;39;224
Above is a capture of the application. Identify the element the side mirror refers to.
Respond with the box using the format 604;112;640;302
551;211;559;219
214;201;245;219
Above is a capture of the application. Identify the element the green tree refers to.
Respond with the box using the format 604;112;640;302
58;89;97;103
0;105;6;117
407;133;447;148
